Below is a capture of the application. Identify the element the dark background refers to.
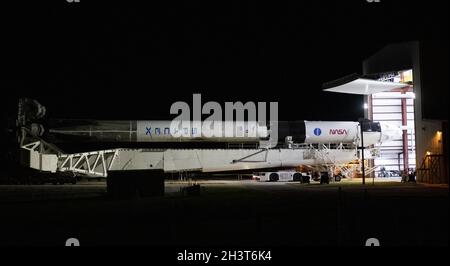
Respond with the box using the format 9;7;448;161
1;0;449;122
0;0;448;251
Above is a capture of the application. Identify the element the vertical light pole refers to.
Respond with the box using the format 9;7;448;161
359;118;366;185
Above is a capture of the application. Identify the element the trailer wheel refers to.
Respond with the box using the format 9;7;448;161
293;173;302;182
269;173;279;182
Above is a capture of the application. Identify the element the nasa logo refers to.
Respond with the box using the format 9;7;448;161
329;129;348;135
313;128;322;136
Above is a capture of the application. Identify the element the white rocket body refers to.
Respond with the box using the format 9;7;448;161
49;120;393;147
304;121;383;147
136;121;269;142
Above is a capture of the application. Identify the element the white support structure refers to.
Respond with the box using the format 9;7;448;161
20;141;59;173
106;145;360;174
58;150;118;177
19;127;381;178
19;128;118;178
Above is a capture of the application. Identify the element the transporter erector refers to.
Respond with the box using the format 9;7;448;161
16;98;401;196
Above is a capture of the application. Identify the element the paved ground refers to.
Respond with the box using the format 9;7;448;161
0;179;447;246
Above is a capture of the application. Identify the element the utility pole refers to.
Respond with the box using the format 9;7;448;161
359;119;366;185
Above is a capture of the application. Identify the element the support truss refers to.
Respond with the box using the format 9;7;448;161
20;127;118;177
58;150;118;177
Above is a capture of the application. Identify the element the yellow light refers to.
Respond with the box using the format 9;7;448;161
437;131;442;135
426;151;431;156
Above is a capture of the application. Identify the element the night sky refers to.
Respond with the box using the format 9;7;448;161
2;1;449;122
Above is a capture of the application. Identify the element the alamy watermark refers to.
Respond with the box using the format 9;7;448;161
168;94;278;145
